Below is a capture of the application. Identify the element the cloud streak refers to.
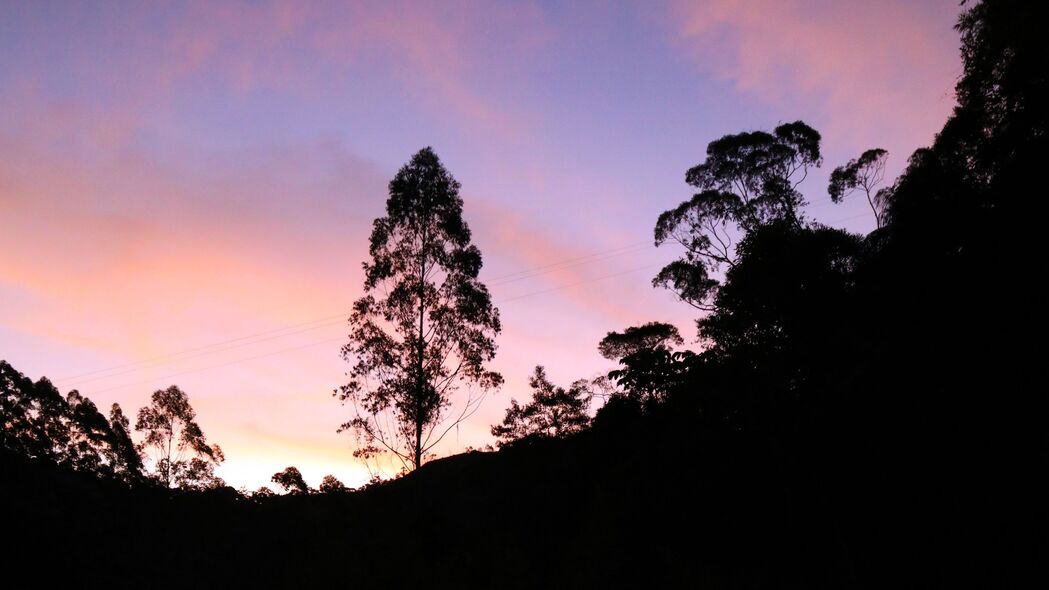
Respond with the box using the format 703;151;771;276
670;0;961;153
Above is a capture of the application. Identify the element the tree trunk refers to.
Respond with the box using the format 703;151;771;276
415;226;427;470
414;418;422;470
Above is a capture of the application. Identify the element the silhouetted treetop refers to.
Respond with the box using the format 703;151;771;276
491;366;591;447
318;474;349;493
654;121;822;310
135;386;224;489
682;121;820;227
107;403;144;483
65;390;115;474
339;147;502;472
828;148;889;228
1;360;143;483
598;322;683;362
272;466;310;495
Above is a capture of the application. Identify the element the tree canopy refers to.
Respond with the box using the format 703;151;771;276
598;322;683;362
318;474;349;493
828;148;889;228
272;466;310;495
338;147;502;472
1;360;144;483
491;366;591;447
653;122;822;310
135;385;224;489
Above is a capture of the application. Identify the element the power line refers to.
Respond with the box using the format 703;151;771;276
55;313;349;383
57;214;875;390
59;320;344;387
58;243;658;386
485;240;649;283
80;262;662;394
497;263;660;304
88;336;348;395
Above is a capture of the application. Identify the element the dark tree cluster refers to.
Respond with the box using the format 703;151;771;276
580;1;1047;584
1;360;142;484
267;467;352;495
2;360;224;490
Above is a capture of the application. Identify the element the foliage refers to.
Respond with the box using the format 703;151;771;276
271;466;310;495
64;389;116;474
0;362;69;463
107;403;145;483
606;348;697;409
828;148;889;227
338;147;502;472
318;474;349;493
1;360;143;482
597;322;683;362
252;486;276;499
597;322;693;409
700;222;861;359
135;385;224;489
491;366;591;447
653;122;822;310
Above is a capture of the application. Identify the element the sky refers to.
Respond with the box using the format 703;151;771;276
0;0;963;490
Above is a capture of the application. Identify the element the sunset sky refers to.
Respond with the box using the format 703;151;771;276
1;0;962;490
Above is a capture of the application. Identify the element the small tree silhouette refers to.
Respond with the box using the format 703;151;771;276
491;366;592;447
135;385;224;489
828;148;890;228
271;466;310;495
319;474;349;493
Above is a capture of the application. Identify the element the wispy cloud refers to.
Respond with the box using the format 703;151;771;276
669;0;961;154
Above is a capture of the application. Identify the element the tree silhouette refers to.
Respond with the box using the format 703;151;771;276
828;148;889;228
1;361;66;462
107;403;144;483
318;474;349;493
271;466;310;495
135;385;224;489
653;122;821;310
2;360;143;481
491;366;591;447
598;322;683;362
338;147;502;472
596;322;691;409
64;389;116;475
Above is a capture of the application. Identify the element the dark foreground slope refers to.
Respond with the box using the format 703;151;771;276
2;428;825;588
2;398;1036;590
0;432;859;588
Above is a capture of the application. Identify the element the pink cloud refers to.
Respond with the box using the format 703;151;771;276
144;1;545;136
669;0;961;154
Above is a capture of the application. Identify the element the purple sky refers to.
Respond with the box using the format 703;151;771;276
1;0;962;489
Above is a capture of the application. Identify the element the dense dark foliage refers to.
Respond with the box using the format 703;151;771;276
2;2;1044;586
1;360;143;484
